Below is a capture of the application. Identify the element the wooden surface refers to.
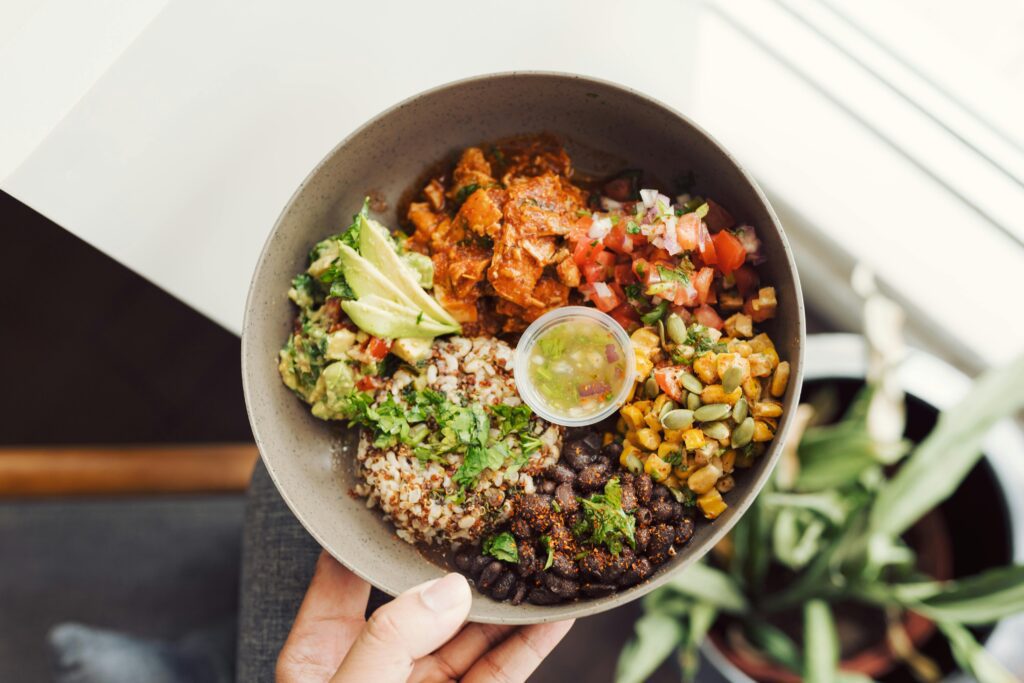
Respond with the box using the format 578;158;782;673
0;444;259;496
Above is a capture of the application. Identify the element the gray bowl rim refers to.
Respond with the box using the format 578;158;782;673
241;70;806;623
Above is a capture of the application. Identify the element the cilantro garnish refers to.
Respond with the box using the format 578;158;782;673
540;535;555;570
483;532;519;563
573;478;637;555
640;300;669;325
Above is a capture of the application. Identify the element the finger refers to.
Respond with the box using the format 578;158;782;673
463;620;575;683
409;623;515;683
277;551;371;683
331;572;471;683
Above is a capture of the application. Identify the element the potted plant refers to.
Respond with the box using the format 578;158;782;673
616;312;1024;682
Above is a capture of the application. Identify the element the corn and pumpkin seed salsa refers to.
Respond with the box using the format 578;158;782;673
279;135;788;607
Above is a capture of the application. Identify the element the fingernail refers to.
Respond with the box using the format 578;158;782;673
420;573;468;613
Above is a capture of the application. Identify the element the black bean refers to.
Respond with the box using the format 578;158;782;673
581;432;603;452
619;480;638;512
593;455;612;471
564;427;592;443
619;557;653;586
527;587;563;605
650;499;675;522
578;465;610;491
468;554;493;578
510;518;534;540
647;524;676;564
669;500;684;520
635;474;653;505
516;541;539;577
635;507;653;526
453;548;475;572
551;552;579;579
550;464;576;484
478;561;504;590
601;442;623;461
490;571;516;601
578;549;630;582
582;583;616;598
634;526;651;554
542;572;580;599
651;485;670;502
539;479;557;494
510;582;528;605
563;440;595;470
554;483;579;513
675;517;695;546
516;494;554;531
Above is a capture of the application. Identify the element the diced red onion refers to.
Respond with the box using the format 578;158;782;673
639;188;659;209
605;344;620;362
600;196;623;211
593;281;612;299
578;381;611;397
588;215;614;240
735;224;766;264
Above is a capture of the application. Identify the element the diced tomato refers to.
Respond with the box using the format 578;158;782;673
608;282;627;303
356;375;378;392
613;263;636;285
732;265;760;298
609;303;641;332
671;280;698;307
603;223;635;255
579;282;621;312
675;213;700;251
693;304;724;330
573;237;605;266
712;230;746;275
366;336;392;361
654;367;686;403
632;258;653;280
698;221;718;265
703;199;736;233
693;267;715;305
582;260;608;283
649;247;672;263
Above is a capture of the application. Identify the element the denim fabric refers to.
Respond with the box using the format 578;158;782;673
235;459;390;682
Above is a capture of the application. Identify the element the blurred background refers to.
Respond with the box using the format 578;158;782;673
2;0;1023;681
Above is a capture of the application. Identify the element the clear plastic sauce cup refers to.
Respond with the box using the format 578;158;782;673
514;306;636;427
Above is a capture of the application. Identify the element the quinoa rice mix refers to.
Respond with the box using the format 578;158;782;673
278;135;789;605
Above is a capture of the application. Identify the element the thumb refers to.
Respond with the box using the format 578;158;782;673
330;572;472;683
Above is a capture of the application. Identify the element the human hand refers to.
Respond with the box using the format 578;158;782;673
277;551;574;682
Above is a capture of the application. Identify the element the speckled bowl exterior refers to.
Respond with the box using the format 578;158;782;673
241;72;805;624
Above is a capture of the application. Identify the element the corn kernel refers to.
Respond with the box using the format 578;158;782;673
771;361;790;398
652;394;671;414
724;313;753;338
620;441;641;466
749;333;774;354
632;400;653;413
663;474;680;488
693;354;717;384
753;400;783;418
728;339;753;357
701;383;743;406
644;412;662;431
626;430;642;447
621;405;644;430
748;353;773;377
616;417;627;434
644;453;672;481
716;353;751;382
687;463;723;494
626;380;637;403
663;429;683;444
753;420;774;442
698;489;728;519
683;428;706;451
721;449;737;473
673;465;690;480
634;354;653;379
658;442;681;460
636;427;662;450
602;432;615;446
631;327;661;351
742;377;762;403
763;347;780;369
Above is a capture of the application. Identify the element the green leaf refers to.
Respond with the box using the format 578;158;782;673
482;532;519;563
339;197;370;250
887;565;1024;625
772;508;827;570
574;478;637;555
938;621;1016;683
763;491;849;525
795;425;881;491
803;600;838;683
540;535;554;571
640;300;669;325
663;562;748;613
679;602;717;682
615;612;685;683
870;353;1024;539
744;619;802;672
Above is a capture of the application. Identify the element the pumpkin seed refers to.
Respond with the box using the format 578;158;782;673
732;397;748;423
731;417;755;447
681;372;704;394
686;392;702;411
660;408;695;431
658;399;678;420
644;376;660;399
666;313;688;345
722;365;744;394
657;319;668;349
703;421;731;441
694;403;732;422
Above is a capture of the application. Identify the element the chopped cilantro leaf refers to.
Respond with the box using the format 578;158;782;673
625;220;641;235
573;478;636;555
640;300;669;325
540;535;554;570
483;532;519;563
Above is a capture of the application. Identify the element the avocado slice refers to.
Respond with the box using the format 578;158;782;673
357;216;460;328
392;337;434;364
336;244;417;310
341;299;454;339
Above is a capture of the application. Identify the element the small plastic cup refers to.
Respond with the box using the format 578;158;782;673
514;306;636;427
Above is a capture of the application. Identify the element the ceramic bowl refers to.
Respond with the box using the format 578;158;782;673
241;72;805;624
